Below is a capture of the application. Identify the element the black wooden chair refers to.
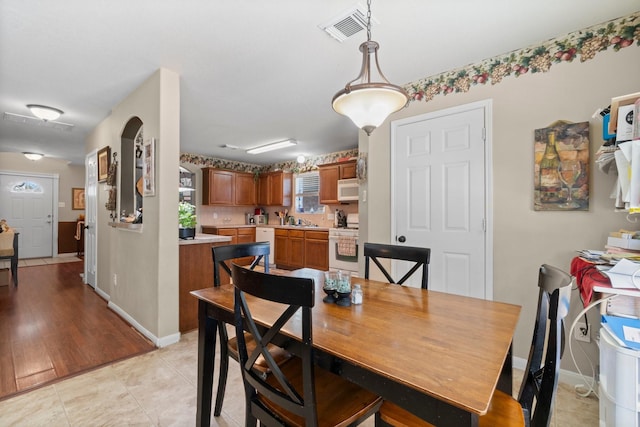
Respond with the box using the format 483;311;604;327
211;242;291;416
377;263;572;427
364;242;431;289
231;263;382;426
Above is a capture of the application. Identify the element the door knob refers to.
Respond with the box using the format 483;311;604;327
397;235;406;243
84;225;89;230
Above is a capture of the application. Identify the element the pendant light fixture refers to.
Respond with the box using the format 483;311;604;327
332;0;408;135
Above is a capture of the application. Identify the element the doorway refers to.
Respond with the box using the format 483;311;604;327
84;151;97;288
0;171;58;259
391;100;493;299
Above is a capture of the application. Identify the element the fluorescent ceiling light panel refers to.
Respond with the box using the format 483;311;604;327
247;139;297;154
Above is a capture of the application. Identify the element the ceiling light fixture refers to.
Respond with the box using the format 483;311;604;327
23;152;44;161
26;104;63;121
297;155;306;164
331;0;408;136
246;139;297;155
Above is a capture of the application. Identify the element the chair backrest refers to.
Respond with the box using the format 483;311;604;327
518;264;572;427
211;242;270;287
230;263;318;425
364;242;431;289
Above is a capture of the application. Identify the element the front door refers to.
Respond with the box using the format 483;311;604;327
0;172;56;259
391;100;492;299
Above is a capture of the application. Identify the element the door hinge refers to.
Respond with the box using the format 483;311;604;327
481;218;486;232
482;128;486;141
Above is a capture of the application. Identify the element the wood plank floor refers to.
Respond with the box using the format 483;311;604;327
0;260;155;401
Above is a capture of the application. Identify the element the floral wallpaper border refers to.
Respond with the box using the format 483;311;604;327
405;11;640;102
180;148;358;175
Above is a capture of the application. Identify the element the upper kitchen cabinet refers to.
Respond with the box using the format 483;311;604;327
257;171;292;206
202;167;256;206
318;160;357;204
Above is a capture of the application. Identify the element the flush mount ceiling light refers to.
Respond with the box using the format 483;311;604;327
331;0;408;136
26;104;63;121
246;139;297;155
23;152;44;161
297;155;306;164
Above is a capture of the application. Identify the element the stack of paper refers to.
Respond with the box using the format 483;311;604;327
601;258;640;288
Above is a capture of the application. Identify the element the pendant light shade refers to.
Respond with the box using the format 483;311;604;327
332;3;408;135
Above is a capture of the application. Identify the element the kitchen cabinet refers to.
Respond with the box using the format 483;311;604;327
179;238;231;333
257;171;292;206
318;160;356;204
304;230;329;271
275;228;328;270
201;226;256;280
202;168;256;206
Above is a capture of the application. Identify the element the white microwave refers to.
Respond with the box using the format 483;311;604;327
337;178;359;202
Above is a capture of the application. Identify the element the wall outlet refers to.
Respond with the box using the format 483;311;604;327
113;273;118;286
575;321;590;343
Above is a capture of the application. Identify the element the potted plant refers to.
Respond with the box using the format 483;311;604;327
178;202;197;239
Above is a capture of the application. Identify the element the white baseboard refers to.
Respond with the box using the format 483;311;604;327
107;301;180;348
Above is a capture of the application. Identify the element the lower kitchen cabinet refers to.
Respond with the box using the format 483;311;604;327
179;240;229;333
305;230;329;271
275;228;328;271
201;226;256;280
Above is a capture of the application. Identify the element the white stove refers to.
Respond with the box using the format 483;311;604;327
328;222;359;276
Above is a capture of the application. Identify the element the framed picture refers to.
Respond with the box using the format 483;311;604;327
143;137;155;196
534;121;589;211
97;146;111;182
72;188;85;210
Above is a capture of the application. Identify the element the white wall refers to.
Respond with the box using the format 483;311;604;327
361;45;640;373
85;68;180;344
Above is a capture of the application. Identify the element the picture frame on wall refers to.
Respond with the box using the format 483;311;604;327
72;188;85;210
97;146;111;182
143;137;155;197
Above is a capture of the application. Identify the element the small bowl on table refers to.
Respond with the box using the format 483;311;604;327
323;287;338;303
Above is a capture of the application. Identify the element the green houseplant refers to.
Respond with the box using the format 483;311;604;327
178;202;197;239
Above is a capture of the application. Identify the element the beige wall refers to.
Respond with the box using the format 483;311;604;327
361;45;640;372
85;68;180;344
0;152;85;221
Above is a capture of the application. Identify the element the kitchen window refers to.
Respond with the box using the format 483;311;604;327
295;171;324;214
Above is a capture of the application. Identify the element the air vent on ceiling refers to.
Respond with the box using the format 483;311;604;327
3;112;74;131
319;4;377;42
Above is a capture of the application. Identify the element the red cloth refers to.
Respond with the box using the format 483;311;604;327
570;257;611;307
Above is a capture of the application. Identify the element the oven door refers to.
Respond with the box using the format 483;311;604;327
329;237;359;275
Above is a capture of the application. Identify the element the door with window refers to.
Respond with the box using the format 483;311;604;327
84;152;97;288
391;101;491;299
0;172;56;258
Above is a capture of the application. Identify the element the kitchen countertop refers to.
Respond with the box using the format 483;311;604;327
200;224;330;231
178;233;233;245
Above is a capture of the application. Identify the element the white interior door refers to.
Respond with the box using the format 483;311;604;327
391;101;491;299
84;152;98;288
0;172;57;259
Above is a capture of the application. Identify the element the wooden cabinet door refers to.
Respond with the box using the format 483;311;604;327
257;174;270;205
274;229;288;266
270;173;283;205
319;165;339;204
202;168;234;205
235;172;256;205
236;227;256;265
340;161;357;179
288;230;305;269
304;231;329;271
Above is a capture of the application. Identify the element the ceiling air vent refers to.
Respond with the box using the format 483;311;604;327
319;4;377;42
3;112;74;131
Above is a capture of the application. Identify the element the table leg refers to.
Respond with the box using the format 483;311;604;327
496;343;513;395
196;299;218;427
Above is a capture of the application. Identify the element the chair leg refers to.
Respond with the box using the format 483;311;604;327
214;321;229;417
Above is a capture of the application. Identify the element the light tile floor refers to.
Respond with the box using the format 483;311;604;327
0;255;82;270
0;328;599;426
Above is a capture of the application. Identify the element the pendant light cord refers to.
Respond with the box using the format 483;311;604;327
366;0;372;42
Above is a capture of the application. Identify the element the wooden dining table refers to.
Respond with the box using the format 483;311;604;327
191;268;521;427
